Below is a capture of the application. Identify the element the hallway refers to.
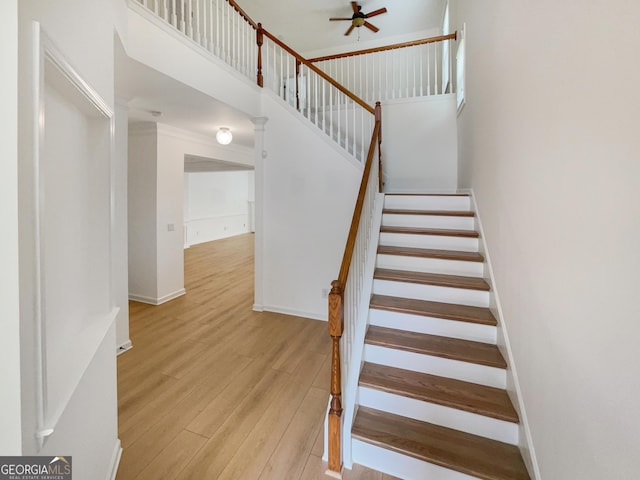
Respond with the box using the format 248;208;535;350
116;234;396;479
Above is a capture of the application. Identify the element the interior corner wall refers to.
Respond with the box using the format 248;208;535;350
0;0;22;455
381;94;458;193
259;93;363;320
128;124;159;302
156;125;186;302
450;1;640;478
16;0;124;475
114;102;130;349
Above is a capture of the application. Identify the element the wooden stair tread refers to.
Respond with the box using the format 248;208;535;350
352;407;530;480
374;268;490;291
360;363;518;423
366;326;507;369
380;225;479;238
383;209;475;217
377;245;484;262
370;294;497;326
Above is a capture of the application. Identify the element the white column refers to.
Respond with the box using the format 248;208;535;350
251;116;268;312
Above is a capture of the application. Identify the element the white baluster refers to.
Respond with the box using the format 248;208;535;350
186;0;193;38
215;0;220;56
420;44;424;96
449;39;453;94
427;43;431;95
434;42;439;95
171;0;177;27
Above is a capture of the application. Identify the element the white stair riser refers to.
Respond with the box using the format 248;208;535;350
376;254;484;278
382;213;475;231
364;344;506;389
358;387;519;445
369;309;497;344
384;195;471;212
352;439;477;480
379;232;479;252
373;280;490;308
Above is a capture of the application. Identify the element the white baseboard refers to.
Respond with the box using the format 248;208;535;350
105;439;122;480
252;303;264;312
469;190;541;480
260;305;327;322
117;340;133;355
128;288;186;305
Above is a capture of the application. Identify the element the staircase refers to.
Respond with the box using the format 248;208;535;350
349;193;531;480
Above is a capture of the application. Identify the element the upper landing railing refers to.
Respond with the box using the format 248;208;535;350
132;0;376;161
131;0;455;161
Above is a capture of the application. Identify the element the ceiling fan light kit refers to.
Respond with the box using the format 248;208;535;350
329;1;388;37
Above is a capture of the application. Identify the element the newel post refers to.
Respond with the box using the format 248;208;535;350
327;279;344;475
256;23;264;88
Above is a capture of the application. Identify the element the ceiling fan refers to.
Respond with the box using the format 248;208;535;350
330;2;388;36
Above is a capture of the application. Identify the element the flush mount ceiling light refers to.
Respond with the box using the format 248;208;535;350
216;127;233;145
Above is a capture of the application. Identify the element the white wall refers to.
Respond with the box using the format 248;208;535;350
0;0;22;455
451;1;640;478
126;6;261;119
128;124;159;302
185;171;252;245
382;94;458;193
114;101;131;350
129;122;253;303
16;0;125;476
259;92;363;320
156;125;187;302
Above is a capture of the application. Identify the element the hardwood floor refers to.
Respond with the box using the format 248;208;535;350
116;234;397;480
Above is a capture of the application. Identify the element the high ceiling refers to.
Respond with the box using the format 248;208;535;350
240;0;447;54
116;0;447;167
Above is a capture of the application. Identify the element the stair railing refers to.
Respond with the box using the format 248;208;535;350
132;0;377;162
309;33;458;102
327;104;382;475
258;26;376;162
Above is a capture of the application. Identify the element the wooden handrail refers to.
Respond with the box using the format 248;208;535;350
337;103;381;285
308;32;457;63
327;103;381;474
226;0;258;30
261;28;376;115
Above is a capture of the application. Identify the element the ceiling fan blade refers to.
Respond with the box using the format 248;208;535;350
345;24;356;36
364;21;379;32
351;1;360;14
329;17;353;21
364;7;387;18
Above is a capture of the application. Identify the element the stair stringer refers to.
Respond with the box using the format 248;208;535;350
339;192;385;470
468;190;541;480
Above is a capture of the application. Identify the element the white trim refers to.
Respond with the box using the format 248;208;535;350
117;340;133;355
105;439;123;480
33;23;116;450
469;190;541;480
128;288;186;305
259;305;327;322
